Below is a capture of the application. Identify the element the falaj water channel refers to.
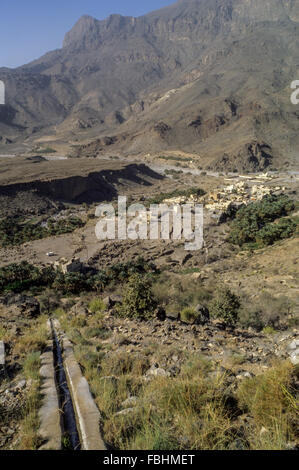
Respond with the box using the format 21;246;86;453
39;320;106;451
51;320;81;450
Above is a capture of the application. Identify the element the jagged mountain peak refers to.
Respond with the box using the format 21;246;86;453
63;12;138;50
63;15;100;49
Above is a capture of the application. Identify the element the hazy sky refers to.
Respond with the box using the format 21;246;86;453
0;0;175;68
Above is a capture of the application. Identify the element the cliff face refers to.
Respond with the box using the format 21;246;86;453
63;0;299;50
0;161;164;216
1;0;299;169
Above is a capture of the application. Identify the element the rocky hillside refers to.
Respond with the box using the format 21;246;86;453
1;0;299;170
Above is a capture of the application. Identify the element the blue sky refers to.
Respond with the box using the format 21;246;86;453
0;0;174;68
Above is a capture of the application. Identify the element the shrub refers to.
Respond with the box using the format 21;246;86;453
39;289;60;315
236;361;297;449
41;147;57;154
52;272;88;294
147;187;205;206
0;325;7;341
181;307;198;324
262;326;277;335
239;293;293;330
229;195;296;247
85;327;111;340
0;258;157;296
152;274;212;311
88;298;106;314
47;216;85;236
0;216;85;247
118;274;156;320
0;261;57;294
70;315;87;328
209;288;241;326
164;169;183;176
256;219;297;246
159;155;191;163
238;307;264;331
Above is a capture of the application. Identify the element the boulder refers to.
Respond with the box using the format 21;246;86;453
110;294;123;304
155;307;166;321
103;296;113;310
146;365;170;378
165;309;180;321
103;295;123;309
70;301;89;316
287;339;299;365
194;304;210;325
287;340;299;352
1;294;40;319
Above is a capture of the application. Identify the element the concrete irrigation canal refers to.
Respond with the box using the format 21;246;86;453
38;320;106;451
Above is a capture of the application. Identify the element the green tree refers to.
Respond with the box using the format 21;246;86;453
210;287;241;326
118;274;156;320
229;195;296;247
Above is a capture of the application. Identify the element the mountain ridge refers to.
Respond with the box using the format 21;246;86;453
0;0;299;171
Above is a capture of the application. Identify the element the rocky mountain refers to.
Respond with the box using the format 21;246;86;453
1;0;299;170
